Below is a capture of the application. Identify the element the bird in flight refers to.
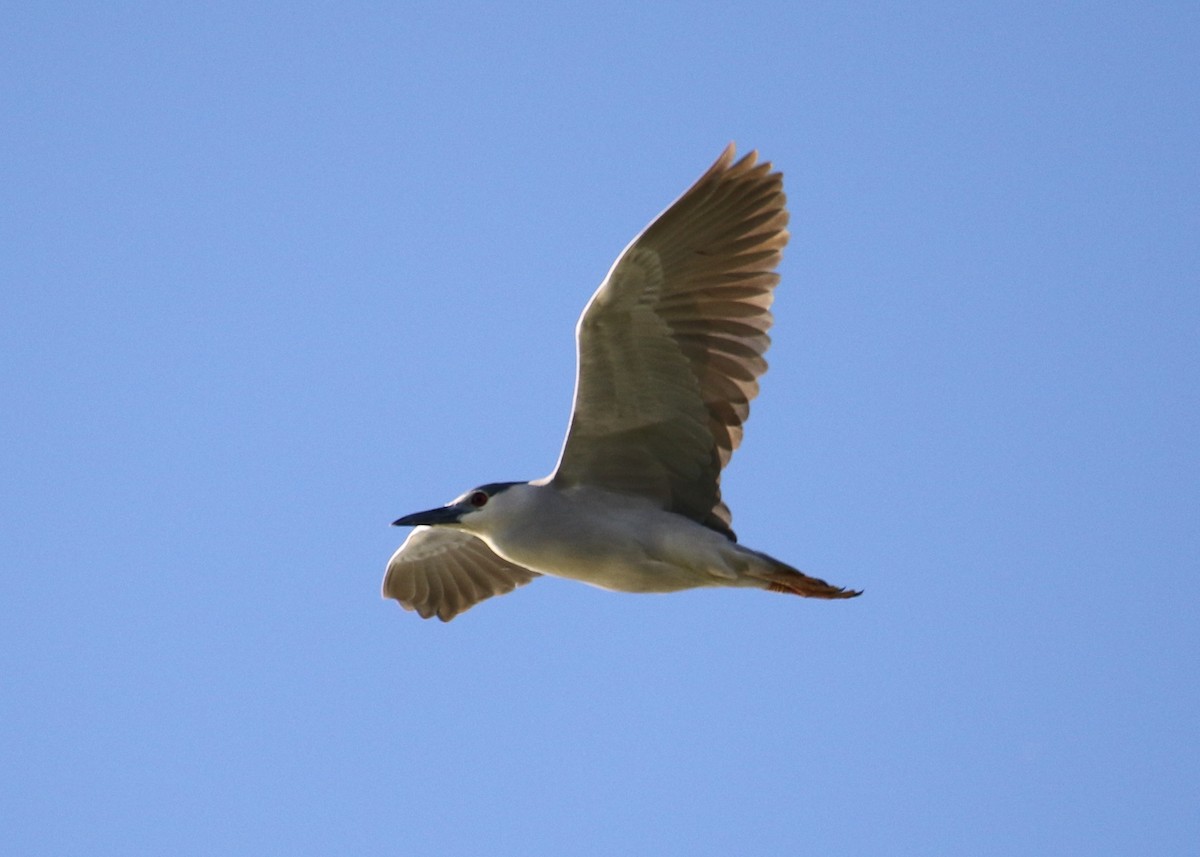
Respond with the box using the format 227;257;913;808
384;144;861;620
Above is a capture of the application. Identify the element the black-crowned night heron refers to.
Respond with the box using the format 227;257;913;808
385;144;861;621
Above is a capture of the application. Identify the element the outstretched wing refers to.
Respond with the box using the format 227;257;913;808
383;527;540;621
549;144;788;539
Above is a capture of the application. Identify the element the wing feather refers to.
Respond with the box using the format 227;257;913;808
383;527;540;621
550;144;788;539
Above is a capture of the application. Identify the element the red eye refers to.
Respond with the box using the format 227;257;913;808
469;491;488;508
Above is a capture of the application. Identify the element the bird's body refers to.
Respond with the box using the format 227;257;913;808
459;482;750;594
384;145;860;620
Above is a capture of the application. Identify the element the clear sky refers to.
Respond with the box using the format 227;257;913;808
3;2;1197;855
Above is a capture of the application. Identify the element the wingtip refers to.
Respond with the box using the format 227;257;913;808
708;142;779;182
709;142;737;173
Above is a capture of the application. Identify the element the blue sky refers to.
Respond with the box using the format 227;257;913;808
3;2;1197;854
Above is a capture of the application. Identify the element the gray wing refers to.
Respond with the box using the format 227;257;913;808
382;527;541;621
549;144;788;539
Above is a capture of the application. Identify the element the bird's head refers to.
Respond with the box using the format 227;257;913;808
392;481;523;532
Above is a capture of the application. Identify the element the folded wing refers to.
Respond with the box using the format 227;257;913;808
383;527;541;621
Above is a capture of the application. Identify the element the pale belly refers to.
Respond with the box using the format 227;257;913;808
481;508;750;593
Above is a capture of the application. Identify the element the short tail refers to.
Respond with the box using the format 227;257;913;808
745;550;862;600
